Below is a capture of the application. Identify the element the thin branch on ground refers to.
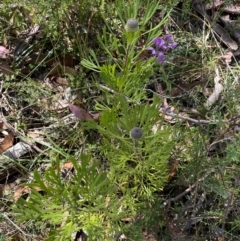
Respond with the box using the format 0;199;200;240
163;168;215;207
3;213;36;238
159;108;214;124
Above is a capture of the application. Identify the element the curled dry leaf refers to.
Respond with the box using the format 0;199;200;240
60;162;74;170
219;15;240;43
0;131;14;154
205;82;223;107
69;104;94;121
14;185;43;202
204;0;224;10
205;69;223;107
14;186;31;202
55;77;69;86
223;4;240;14
216;51;233;64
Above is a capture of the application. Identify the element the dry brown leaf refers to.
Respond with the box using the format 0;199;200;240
60;162;74;170
219;14;240;43
69;104;94;121
216;51;233;64
14;185;43;201
14;186;31;201
55;162;75;180
224;4;240;14
7;232;26;241
192;1;238;50
204;0;224;10
63;66;78;75
0;61;14;75
47;62;62;76
56;77;69;86
27;131;45;140
0;122;8;130
0;131;14;153
46;62;78;78
121;217;135;222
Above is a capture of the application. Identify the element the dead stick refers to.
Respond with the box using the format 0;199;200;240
163;168;215;207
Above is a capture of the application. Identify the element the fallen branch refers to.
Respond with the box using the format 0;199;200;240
163;168;215;207
3;212;36;238
159;108;214;124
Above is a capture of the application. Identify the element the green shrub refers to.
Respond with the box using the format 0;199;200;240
10;0;177;240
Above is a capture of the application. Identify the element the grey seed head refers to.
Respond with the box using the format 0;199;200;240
125;18;139;32
130;127;143;141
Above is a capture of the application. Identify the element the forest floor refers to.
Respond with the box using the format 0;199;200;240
0;0;240;240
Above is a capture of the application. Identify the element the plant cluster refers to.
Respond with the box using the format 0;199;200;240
10;1;177;240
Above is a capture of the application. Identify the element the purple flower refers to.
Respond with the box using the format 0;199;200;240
168;42;178;49
147;34;178;64
147;46;156;55
161;45;168;51
152;37;165;49
157;52;164;64
164;34;173;41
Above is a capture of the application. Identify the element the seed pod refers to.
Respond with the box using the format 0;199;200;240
124;18;139;32
130;127;143;141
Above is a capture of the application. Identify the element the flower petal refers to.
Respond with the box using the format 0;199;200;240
153;37;165;49
147;46;156;55
164;34;173;41
168;42;178;49
157;52;164;64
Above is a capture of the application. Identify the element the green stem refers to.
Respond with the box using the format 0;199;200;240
122;43;131;76
133;140;144;190
160;65;171;92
